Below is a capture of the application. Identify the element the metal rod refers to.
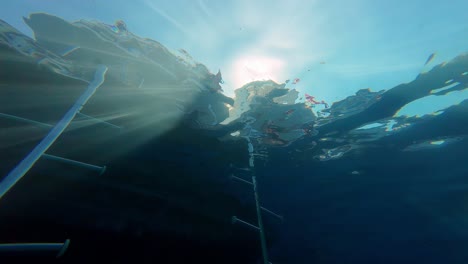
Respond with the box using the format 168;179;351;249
0;65;108;200
261;207;284;222
56;239;70;258
76;112;122;130
0;113;53;128
42;154;106;175
252;175;269;264
231;175;253;185
231;216;259;230
231;176;283;221
0;239;70;258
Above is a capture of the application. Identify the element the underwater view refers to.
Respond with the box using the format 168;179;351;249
1;0;468;263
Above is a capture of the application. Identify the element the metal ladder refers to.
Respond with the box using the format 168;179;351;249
0;65;119;258
231;139;283;264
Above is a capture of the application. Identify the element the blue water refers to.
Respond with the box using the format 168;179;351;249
1;2;468;263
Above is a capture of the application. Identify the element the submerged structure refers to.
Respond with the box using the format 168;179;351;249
0;13;281;263
0;12;467;264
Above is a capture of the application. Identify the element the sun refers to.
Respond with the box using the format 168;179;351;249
231;55;285;88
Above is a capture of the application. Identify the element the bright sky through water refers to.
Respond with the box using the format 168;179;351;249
2;0;468;116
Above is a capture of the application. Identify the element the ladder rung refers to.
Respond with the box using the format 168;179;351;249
231;216;259;231
230;175;253;185
42;154;106;175
0;239;70;258
0;113;53;128
261;207;284;222
231;177;283;220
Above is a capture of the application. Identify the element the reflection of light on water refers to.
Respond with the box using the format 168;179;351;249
430;140;445;145
393;123;410;131
431;110;444;116
357;119;411;133
316;145;354;161
384;119;398;131
356;122;384;130
462;72;468;76
317;111;331;118
395;88;468;117
350;118;418;143
230;131;240;136
430;82;459;94
403;136;464;152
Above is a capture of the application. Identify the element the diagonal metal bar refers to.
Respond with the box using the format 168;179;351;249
0;65;108;200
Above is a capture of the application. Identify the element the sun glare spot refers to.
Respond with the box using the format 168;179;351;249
231;56;285;88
